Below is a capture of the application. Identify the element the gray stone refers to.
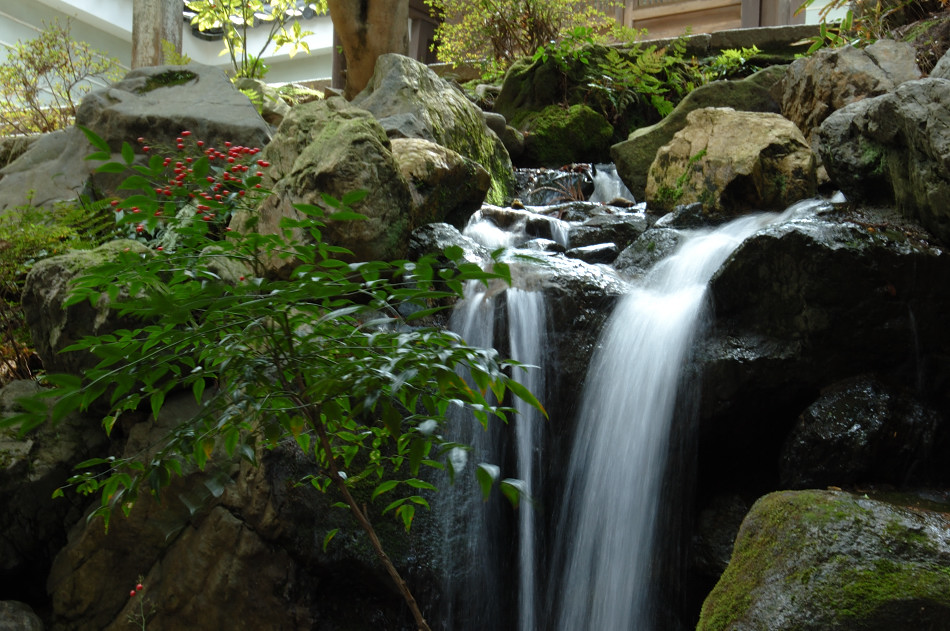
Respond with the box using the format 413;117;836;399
352;54;514;205
932;47;950;80
818;77;950;244
21;240;150;374
390;137;490;229
645;107;816;215
234;97;413;273
0;601;43;631
776;40;921;148
612;67;785;200
697;490;950;630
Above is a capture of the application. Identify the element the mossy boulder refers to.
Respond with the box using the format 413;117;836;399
646;107;815;216
611;66;785;201
21;240;150;374
698;490;950;631
517;104;613;167
237;97;413;274
351;54;514;206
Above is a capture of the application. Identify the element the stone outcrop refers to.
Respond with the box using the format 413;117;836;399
238;97;413;272
0;63;271;214
645;108;816;215
352;54;514;205
391;137;491;230
696;201;950;496
817;77;950;245
518;104;614;167
775;40;921;148
612;66;785;200
780;376;947;489
697;490;950;631
21;240;151;374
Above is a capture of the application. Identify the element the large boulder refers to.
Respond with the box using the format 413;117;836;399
779;376;948;489
0;381;107;607
696;201;950;495
645;108;816;215
697;490;950;630
238;97;413;273
21;240;150;374
0;64;271;214
612;66;785;200
775;40;921;148
45;392;423;631
517;104;613;167
390;138;491;230
817;77;950;245
351;54;514;206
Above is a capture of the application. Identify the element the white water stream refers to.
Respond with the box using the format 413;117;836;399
551;210;792;630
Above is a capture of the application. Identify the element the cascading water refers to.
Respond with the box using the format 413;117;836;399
436;209;556;631
550;210;794;630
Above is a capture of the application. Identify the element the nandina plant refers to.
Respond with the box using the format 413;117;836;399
6;128;542;630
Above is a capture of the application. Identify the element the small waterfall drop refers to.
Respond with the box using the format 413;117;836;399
436;211;550;631
589;163;637;204
551;210;791;630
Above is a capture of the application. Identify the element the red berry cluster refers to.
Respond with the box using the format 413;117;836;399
129;582;144;598
110;130;271;242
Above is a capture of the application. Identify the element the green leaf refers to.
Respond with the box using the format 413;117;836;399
78;125;110;152
371;479;399;500
404;478;437;492
96;162;128;174
121;141;135;165
475;462;499;500
322;528;339;552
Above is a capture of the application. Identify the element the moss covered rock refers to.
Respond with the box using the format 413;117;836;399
518;104;613;167
698;490;950;631
238;97;413;274
610;66;785;201
352;54;514;206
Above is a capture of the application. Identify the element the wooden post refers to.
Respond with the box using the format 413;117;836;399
132;0;183;68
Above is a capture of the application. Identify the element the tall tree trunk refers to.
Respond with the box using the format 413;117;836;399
328;0;409;99
132;0;183;68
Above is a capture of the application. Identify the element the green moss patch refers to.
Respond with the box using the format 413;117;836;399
140;70;197;93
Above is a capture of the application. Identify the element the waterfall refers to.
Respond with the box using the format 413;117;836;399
589;163;637;204
436;216;550;631
551;211;790;630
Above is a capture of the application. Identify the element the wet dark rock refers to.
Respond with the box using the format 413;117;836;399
567;208;650;250
614;227;685;277
565;242;619;264
691;494;753;581
697;490;950;631
697;201;950;495
408;222;489;265
472;205;570;244
779;375;947;488
514;168;594;206
0;381;107;607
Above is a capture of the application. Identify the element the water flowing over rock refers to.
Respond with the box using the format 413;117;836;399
817;77;950;245
612;66;785;200
0;64;271;213
351;54;514;205
236;97;413;271
646;107;816;215
776;40;921;148
697;490;950;631
779;376;947;489
697;202;950;498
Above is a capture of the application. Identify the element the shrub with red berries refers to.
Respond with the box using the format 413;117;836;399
83;127;271;247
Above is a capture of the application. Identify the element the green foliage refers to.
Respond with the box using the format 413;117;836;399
794;0;928;52
427;0;623;74
702;45;761;81
2;130;542;616
0;194;117;383
0;20;123;135
161;39;193;66
185;0;320;78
